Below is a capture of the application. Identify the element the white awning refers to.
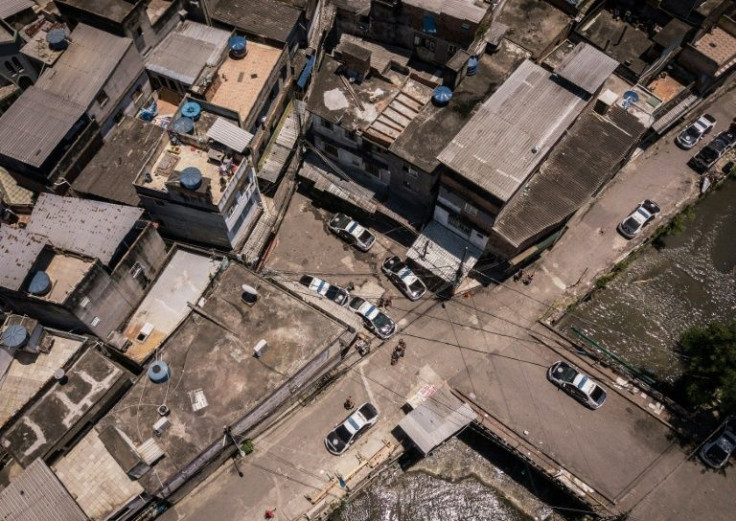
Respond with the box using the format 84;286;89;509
206;117;254;153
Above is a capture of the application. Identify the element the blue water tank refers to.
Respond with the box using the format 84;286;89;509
1;325;28;349
180;167;203;190
229;36;247;59
148;361;171;383
170;116;194;134
27;271;51;296
181;101;201;121
46;29;68;51
466;56;479;76
432;86;453;107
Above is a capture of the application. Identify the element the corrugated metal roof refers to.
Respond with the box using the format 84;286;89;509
213;0;301;44
0;86;86;168
0;458;87;521
0;227;46;290
27;194;143;265
206;117;254;153
146;21;230;85
405;0;488;23
437;60;587;203
72;116;164;206
397;386;477;455
0;0;33;19
493;106;645;249
554;43;619;94
35;24;132;108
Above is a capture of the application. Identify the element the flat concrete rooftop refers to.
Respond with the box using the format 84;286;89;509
497;0;571;58
0;330;87;427
99;263;347;493
35;250;93;305
122;248;220;363
1;348;129;466
209;42;282;126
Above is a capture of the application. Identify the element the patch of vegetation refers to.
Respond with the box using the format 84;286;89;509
673;320;736;416
240;439;254;455
653;205;696;248
595;273;616;290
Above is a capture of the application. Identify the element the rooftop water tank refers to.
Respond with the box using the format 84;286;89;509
432;86;453;107
27;271;51;296
170;116;194;134
148;360;171;383
1;324;28;349
46;29;68;51
622;90;639;110
466;56;479;76
181;101;201;121
180;167;203;190
229;36;247;59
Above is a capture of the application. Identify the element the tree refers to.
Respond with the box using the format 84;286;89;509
678;320;736;414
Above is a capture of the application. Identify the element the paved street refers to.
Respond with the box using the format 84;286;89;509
162;88;736;521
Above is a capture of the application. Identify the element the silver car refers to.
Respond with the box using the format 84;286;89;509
324;402;379;455
348;297;396;339
381;256;427;301
617;199;660;239
547;361;607;409
700;424;736;469
328;213;376;252
676;114;716;149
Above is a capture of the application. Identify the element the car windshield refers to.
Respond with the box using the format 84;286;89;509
372;312;393;331
349;297;366;310
686;126;702;138
554;364;577;383
409;280;425;293
334;425;352;444
623;216;640;230
359;231;374;244
325;286;342;300
331;214;351;229
705;444;729;463
591;386;606;402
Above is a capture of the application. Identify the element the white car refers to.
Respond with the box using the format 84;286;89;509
382;256;427;301
299;275;349;306
547;361;607;410
676;114;716;149
327;213;376;252
617;199;660;239
324;402;379;455
700;423;736;469
348;297;396;339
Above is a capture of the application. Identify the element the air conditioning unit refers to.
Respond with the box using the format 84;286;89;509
153;417;170;437
253;339;268;358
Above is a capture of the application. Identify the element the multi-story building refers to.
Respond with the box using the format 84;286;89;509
134;100;263;250
0;24;151;190
54;0;182;55
0;195;168;338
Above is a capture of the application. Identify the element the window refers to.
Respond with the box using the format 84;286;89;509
403;165;419;179
448;213;472;235
344;130;357;142
130;262;144;278
91;316;101;327
4;62;14;75
114;111;125;125
135;26;143;37
96;90;109;108
448;44;458;57
414;34;436;51
11;57;23;73
365;162;380;177
324;142;339;157
133;84;144;102
461;23;471;31
79;296;90;308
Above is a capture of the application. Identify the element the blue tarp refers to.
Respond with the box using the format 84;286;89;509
297;54;316;89
423;14;437;34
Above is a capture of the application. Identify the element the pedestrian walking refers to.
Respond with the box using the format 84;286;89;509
384;294;393;308
344;396;354;410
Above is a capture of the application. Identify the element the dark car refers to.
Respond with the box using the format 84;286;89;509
547;361;607;409
381;256;427;301
324;402;379;455
299;275;349;306
689;130;736;173
700;423;736;469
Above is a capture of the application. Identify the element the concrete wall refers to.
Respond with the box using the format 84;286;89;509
99;69;152;137
0;289;87;334
110;224;169;305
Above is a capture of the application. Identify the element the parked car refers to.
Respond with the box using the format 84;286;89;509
324;402;379;455
547;361;607;409
722;160;735;175
688;130;736;173
327;213;376;251
348;296;396;339
700;423;736;469
381;256;427;301
617;199;660;239
299;275;349;306
676;114;716;149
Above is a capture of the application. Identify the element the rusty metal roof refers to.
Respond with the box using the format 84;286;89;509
0;226;46;290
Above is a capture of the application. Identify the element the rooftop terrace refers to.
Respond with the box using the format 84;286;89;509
208;41;283;126
99;263;348;493
121;248;221;363
497;0;571;58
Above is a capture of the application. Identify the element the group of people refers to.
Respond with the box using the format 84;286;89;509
390;338;406;365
